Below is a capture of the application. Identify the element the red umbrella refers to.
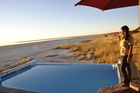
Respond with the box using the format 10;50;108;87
75;0;140;25
75;0;138;10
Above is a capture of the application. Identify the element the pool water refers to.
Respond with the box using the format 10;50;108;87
0;63;118;93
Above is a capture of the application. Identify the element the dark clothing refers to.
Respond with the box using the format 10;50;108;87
121;55;131;83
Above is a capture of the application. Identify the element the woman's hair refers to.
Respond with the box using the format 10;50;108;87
121;25;130;40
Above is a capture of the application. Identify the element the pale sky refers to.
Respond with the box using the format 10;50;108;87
0;0;139;46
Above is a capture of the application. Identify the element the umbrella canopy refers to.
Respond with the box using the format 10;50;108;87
75;0;140;25
75;0;138;10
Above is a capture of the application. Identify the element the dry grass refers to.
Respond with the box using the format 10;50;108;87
54;31;140;69
93;36;120;63
54;43;73;49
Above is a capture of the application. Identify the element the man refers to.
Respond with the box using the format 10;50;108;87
118;25;134;87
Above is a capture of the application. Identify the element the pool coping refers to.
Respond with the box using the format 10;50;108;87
0;59;36;82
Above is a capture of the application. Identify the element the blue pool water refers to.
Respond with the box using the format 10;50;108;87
0;63;118;93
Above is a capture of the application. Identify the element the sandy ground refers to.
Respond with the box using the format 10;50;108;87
0;34;103;67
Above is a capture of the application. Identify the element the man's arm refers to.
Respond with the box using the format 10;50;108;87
127;44;133;63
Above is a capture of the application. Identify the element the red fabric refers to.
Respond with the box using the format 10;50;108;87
75;0;138;10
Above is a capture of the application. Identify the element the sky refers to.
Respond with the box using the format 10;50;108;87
0;0;139;46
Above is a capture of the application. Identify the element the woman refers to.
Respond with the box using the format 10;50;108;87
118;25;134;87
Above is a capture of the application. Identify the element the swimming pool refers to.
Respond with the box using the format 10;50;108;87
0;63;118;93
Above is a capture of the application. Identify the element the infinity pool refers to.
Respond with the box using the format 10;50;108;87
0;63;118;93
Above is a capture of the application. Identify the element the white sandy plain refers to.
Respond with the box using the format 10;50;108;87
0;34;103;67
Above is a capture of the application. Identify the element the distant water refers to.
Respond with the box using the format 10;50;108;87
1;63;118;93
0;34;103;47
0;37;72;47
